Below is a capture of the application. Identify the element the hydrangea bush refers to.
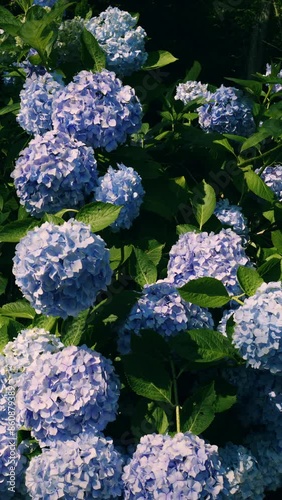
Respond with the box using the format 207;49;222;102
1;1;282;498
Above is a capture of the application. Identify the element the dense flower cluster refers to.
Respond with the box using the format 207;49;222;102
218;443;264;499
25;432;124;499
175;80;210;104
214;199;249;245
52;69;143;152
12;220;113;318
86;7;148;77
11;130;98;217
0;433;28;498
265;63;282;93
94;163;145;231
17;71;63;135
167;228;250;296
117;279;214;354
17;345;120;445
33;0;57;6
53;17;85;65
122;432;226;498
245;432;282;492
197;85;256;137
255;164;282;201
232;281;282;373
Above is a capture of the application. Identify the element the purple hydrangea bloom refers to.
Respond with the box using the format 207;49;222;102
86;7;148;77
17;345;120;445
122;432;226;499
94;163;145;231
167;228;250;296
52;69;142;152
232;281;282;374
255;165;282;201
11;131;98;218
214;199;249;245
117;279;214;355
265;63;282;93
197;85;255;137
17;71;64;135
12;220;113;318
218;443;264;499
175;80;210;104
25;432;124;499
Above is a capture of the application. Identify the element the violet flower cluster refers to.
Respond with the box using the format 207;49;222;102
214;199;249;245
255;164;282;201
175;80;210;104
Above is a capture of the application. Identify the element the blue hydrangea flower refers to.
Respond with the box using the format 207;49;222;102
11;130;98;218
122;432;226;499
94;163;145;231
218;443;264;499
17;71;64;135
12;220;113;318
167;228;250;296
86;7;148;77
117;279;214;355
33;0;57;6
175;80;210;104
0;433;29;498
16;345;120;445
25;432;124;499
214;199;249;245
232;281;282;374
265;63;282;93
255;165;282;201
217;309;236;337
52;69;143;152
197;85;255;137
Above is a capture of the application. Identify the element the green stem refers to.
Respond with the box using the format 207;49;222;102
232;296;245;306
170;359;181;433
238;142;282;169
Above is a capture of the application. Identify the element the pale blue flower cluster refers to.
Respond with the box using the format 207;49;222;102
122;432;226;499
175;80;210;104
255;164;282;201
25;432;124;499
11;131;98;218
12;220;113;318
232;281;282;373
197;85;256;137
214;199;249;245
17;71;64;135
265;63;282;93
86;7;148;77
167;228;250;296
219;443;264;499
51;69;142;152
117;279;214;355
16;345;120;445
245;431;282;492
94;163;145;231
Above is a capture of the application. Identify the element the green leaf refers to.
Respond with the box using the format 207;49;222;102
183;60;202;82
131;400;170;439
61;309;89;346
191;180;216;229
32;314;58;331
0;103;20;116
213;138;235;155
109;245;132;270
76;202;122;232
81;27;106;72
0;219;39;243
225;77;262;96
214;380;237;413
131;247;157;287
0;275;8;296
244;170;276;202
123;353;172;404
180;382;217;435
142;50;178;70
0;300;36;319
176;224;201;235
145;402;170;434
178;277;230;308
0;6;22;36
237;266;264;296
240;129;271;152
0;316;23;352
130;329;170;359
258;257;282;282
271;230;282;253
145;240;165;266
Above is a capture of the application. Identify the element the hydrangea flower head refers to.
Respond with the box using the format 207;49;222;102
33;0;57;6
0;433;29;498
26;432;124;499
86;7;148;77
17;345;120;444
255;164;282;201
167;228;250;296
197;85;255;137
52;69;142;152
118;279;214;354
175;80;210;104
219;443;264;499
54;17;85;66
265;63;282;93
94;163;145;231
17;71;64;135
214;199;249;245
12;219;112;318
233;281;282;373
11;130;98;218
122;432;226;498
245;431;282;492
